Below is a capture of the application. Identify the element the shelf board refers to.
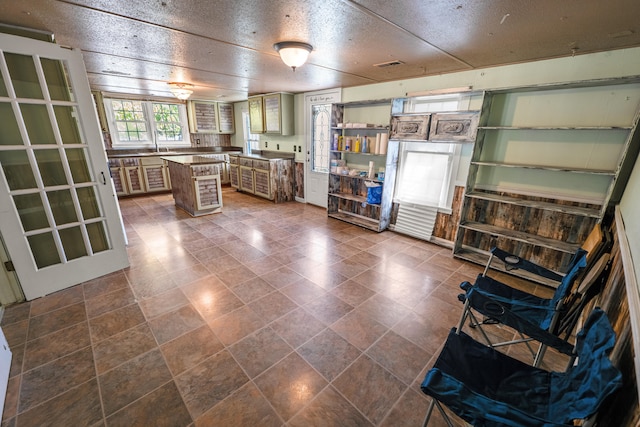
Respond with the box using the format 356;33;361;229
333;126;389;131
459;221;580;254
329;172;383;183
471;161;615;175
329;192;380;206
465;191;601;218
479;126;632;131
331;150;386;156
328;212;381;231
453;246;561;288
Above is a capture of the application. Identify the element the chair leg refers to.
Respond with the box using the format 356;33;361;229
422;399;435;427
466;310;494;347
456;300;471;334
533;343;548;367
434;400;456;427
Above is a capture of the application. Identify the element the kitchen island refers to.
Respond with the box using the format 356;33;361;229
163;155;226;216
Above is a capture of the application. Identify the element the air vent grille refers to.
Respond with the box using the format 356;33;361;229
373;60;404;68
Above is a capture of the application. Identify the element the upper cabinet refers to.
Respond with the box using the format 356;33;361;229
188;100;235;134
248;92;294;135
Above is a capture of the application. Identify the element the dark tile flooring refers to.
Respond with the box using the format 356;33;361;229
1;187;567;426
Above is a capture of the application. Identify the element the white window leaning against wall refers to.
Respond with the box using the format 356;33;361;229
104;98;190;149
394;93;470;212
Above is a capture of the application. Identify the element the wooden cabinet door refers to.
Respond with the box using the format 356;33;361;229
229;163;240;188
253;167;272;199
248;96;265;133
124;166;145;194
109;167;127;196
193;175;222;210
142;164;169;192
239;165;255;193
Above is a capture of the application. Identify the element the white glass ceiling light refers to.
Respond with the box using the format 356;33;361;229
168;82;194;100
273;42;313;71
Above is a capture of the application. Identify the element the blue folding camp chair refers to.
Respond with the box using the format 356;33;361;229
421;308;622;427
457;247;589;365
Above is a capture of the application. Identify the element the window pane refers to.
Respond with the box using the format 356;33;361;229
35;149;67;186
47;189;78;225
54;106;82;144
20;103;56;145
0;65;7;97
66;148;92;183
14;193;49;231
59;226;87;260
396;151;451;207
5;53;43;99
87;221;110;253
28;232;61;268
41;58;71;102
312;104;330;173
0;150;37;190
153;102;183;141
0;102;23;146
77;186;101;219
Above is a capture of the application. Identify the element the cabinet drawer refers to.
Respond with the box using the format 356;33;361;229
253;159;270;170
239;158;253;167
228;155;239;165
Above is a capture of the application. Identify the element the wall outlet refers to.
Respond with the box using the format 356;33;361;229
277;144;280;150
265;141;268;147
196;139;201;144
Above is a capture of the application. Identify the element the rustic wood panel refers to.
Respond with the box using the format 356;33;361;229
229;164;239;188
269;158;295;203
295;161;304;199
166;161;195;214
432;185;465;241
587;220;639;426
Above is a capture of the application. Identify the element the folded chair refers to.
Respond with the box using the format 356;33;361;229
421;308;622;427
456;225;612;366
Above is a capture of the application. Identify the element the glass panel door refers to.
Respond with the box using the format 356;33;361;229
0;32;128;300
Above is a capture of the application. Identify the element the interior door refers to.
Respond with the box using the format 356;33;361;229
304;89;341;208
0;33;128;300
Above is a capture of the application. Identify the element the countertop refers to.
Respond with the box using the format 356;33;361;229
229;150;295;161
162;155;226;165
106;147;242;159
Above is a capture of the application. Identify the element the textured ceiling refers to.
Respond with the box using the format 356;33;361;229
1;0;639;102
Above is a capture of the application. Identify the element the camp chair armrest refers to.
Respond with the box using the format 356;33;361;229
490;247;564;282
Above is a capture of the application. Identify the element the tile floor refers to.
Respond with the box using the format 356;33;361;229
0;187;567;426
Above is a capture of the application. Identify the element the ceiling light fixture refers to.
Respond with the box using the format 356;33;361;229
167;82;194;100
273;41;313;71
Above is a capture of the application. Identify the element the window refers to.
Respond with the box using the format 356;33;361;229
311;103;331;173
104;98;189;148
393;93;471;211
242;111;260;153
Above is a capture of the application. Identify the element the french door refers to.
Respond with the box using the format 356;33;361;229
0;33;128;300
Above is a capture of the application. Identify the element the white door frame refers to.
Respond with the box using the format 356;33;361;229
304;88;341;207
0;33;128;300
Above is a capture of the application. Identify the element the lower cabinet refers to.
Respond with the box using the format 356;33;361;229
141;157;170;192
193;175;223;211
237;157;275;200
229;162;240;188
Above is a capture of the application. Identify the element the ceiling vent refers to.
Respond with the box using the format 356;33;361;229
373;60;404;68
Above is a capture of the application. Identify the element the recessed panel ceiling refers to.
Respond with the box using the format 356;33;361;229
1;0;639;99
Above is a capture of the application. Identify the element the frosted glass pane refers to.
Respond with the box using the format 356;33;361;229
54;106;82;144
34;149;67;186
5;53;43;99
87;221;110;253
59;226;87;260
66;148;91;183
28;232;60;268
0;103;23;146
20;104;56;145
14;193;48;231
41;58;71;102
77;187;101;219
0;150;37;190
47;189;77;225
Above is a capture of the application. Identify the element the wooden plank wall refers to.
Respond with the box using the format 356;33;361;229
587;219;639;426
295;161;304;199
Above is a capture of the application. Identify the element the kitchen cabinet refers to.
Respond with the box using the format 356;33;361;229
453;80;640;285
247;93;294;135
188;100;235;134
327;100;396;232
141;157;170;192
163;155;225;216
230;154;294;203
110;158;146;195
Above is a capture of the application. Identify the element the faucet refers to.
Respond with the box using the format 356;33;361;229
154;140;159;152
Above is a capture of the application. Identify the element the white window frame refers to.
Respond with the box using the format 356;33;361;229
242;111;260;153
104;97;190;149
393;93;470;213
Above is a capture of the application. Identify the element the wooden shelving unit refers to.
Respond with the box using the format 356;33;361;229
453;80;640;283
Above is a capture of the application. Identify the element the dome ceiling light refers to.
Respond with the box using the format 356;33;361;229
273;41;313;71
167;82;194;100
